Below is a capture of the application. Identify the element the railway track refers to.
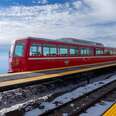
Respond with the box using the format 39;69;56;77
38;75;116;116
1;71;115;116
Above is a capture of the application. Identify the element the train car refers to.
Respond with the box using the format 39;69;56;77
9;37;116;73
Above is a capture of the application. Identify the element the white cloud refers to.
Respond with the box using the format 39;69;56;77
0;0;116;47
84;0;116;21
32;0;48;4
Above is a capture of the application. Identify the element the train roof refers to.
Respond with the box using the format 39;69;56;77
24;37;104;47
57;38;104;47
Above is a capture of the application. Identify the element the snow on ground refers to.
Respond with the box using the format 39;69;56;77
0;95;51;116
80;101;114;116
24;75;116;116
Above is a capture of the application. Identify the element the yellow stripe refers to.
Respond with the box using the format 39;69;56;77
103;103;116;116
0;62;116;88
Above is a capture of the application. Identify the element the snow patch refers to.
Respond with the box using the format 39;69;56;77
25;75;116;116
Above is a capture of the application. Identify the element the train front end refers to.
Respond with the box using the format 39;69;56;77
9;39;27;73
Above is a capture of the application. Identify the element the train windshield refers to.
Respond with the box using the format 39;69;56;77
14;43;24;57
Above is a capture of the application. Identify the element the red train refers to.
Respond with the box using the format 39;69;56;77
9;37;116;73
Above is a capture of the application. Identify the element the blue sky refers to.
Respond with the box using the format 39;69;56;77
0;0;116;47
0;0;76;6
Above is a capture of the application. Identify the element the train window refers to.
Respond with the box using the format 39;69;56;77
59;48;68;56
30;44;41;56
70;48;78;56
70;49;75;55
104;50;114;55
14;43;24;57
80;48;84;55
96;49;104;55
50;47;57;56
110;50;113;55
80;48;92;56
113;50;116;55
104;50;109;55
43;47;49;56
115;51;116;55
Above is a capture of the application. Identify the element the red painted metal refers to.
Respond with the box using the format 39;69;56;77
9;37;116;73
